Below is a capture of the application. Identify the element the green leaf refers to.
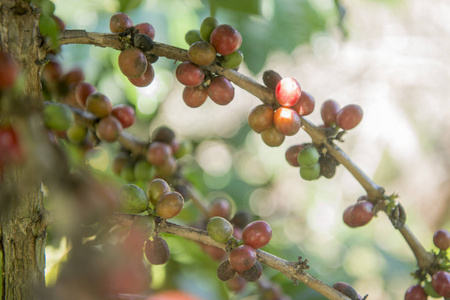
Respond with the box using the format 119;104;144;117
118;0;144;12
204;0;261;15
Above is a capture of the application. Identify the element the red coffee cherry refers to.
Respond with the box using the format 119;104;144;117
112;104;135;128
118;48;147;79
242;220;272;249
248;104;274;133
208;197;232;220
336;104;363;130
273;107;301;136
144;236;170;265
404;284;427;300
210;24;242;56
208;76;235;105
262;70;282;90
320;99;340;127
292;90;315;116
175;61;205;87
261;126;285;147
0;51;19;90
86;92;112;118
110;12;133;33
63;67;84;86
432;271;450;297
275;78;302;107
343;201;374;228
75;82;96;107
182;86;208;108
188;41;217;66
146;142;172;166
433;229;450;250
229;245;256;272
135;22;155;39
96;116;123;142
128;64;155;87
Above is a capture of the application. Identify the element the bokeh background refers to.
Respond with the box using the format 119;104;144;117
46;0;450;299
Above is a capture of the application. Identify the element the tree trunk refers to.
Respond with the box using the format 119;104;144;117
0;1;47;299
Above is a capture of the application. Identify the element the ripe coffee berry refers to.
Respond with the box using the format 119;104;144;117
248;104;274;133
432;229;450;250
210;24;242;56
134;22;155;40
86;92;112;118
183;86;208;108
285;144;305;167
343;201;374;228
118;48;147;79
242;220;272;249
321;99;340;127
75;82;96;107
273;107;301;136
432;271;450;297
208;76;235;105
261;126;285;147
229;245;256;272
146;142;172;166
96;116;122;142
208;197;232;219
275;77;302;107
144;236;170;265
112;104;135;128
175;61;205;87
128;64;155;87
336;104;363;130
109;12;133;33
152;126;175;144
292;91;315;116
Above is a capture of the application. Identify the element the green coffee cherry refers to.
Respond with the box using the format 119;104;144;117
297;145;320;168
424;281;441;298
133;160;154;182
207;216;233;243
185;29;203;45
119;184;149;214
120;162;136;182
200;17;219;41
219;50;243;69
43;103;74;131
66;123;87;143
300;163;321;181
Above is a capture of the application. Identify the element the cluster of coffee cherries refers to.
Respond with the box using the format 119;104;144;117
177;17;243;108
110;12;157;87
112;126;191;182
206;213;272;283
0;51;23;176
405;229;450;299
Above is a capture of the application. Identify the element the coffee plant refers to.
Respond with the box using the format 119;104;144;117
0;0;448;299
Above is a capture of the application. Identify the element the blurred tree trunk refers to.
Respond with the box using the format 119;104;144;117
0;1;47;299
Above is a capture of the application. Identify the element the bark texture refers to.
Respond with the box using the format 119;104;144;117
0;1;47;299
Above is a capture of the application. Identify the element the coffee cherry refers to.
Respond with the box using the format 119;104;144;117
231;211;253;229
86;92;112;118
300;163;321;181
332;282;359;300
292;91;315;116
42;60;62;88
110;12;133;33
343;201;374;228
128;64;155;87
134;22;155;40
182;86;208;108
147;178;170;206
63;67;84;86
0;126;23;165
0;51;19;90
208;76;235;105
43;103;74;131
188;41;217;66
155;191;184;219
297;145;320;168
319;154;337;179
432;271;450;297
199;17;218;40
275;78;302;107
120;161;136;182
227;276;247;293
119;184;149;214
96;116;123;142
207;216;234;243
112;152;130;176
273;107;301;136
248;104;274;133
337;104;363;130
118;48;147;78
75;82;96;107
208;197;232;219
217;260;236;282
285;144;305;167
144;236;170;265
174;141;192;159
146;141;172;166
433;229;450;250
261;126;285;147
229;245;257;272
219;50;243;70
155;156;177;179
242;220;272;249
210;24;242;56
133;160;154;182
111;104;135;128
152;126;175;144
321;100;340;127
240;261;263;282
262;70;282;90
176;61;205;87
66;123;88;143
424;281;441;298
185;29;203;45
